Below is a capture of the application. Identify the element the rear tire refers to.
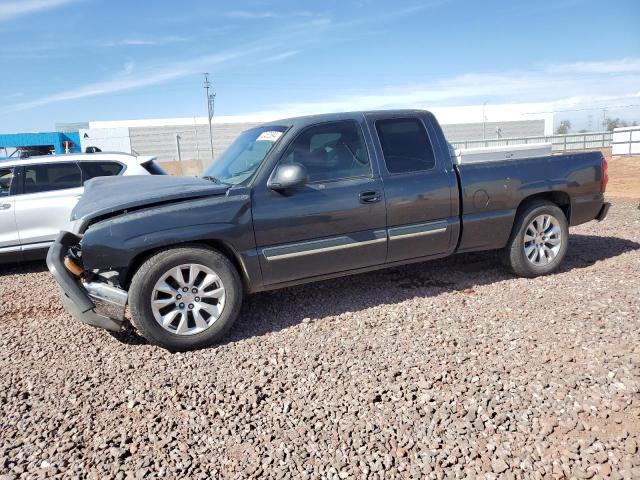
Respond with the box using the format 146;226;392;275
501;201;569;278
128;246;243;351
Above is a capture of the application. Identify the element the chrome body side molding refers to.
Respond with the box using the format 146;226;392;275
388;220;449;240
262;229;387;261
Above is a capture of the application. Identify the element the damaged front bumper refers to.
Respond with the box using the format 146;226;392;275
46;232;128;332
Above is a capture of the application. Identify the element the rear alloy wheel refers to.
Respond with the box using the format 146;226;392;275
522;214;563;267
129;247;242;351
502;201;569;277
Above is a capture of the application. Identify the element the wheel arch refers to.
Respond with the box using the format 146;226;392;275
503;192;571;247
122;240;250;291
515;191;571;224
501;193;570;277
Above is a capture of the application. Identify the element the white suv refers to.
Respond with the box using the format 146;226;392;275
0;152;166;262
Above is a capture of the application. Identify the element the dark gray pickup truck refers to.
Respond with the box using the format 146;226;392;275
47;110;610;351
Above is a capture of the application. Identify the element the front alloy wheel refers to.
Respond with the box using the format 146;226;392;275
129;246;243;351
151;263;226;335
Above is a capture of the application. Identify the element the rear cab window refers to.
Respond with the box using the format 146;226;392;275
23;162;82;194
375;118;436;174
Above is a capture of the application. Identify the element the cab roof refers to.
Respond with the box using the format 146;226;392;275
259;109;431;129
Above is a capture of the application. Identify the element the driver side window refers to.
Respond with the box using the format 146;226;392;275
280;121;371;183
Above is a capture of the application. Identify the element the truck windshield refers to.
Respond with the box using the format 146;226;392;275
201;126;287;185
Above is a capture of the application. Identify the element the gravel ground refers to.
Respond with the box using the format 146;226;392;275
1;198;639;479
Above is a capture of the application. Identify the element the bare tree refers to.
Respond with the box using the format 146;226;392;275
605;118;628;131
556;120;571;134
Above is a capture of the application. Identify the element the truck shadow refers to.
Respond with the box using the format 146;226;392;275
223;233;640;346
0;260;48;277
7;233;634;347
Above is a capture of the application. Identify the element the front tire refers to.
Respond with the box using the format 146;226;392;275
501;201;569;278
128;246;243;351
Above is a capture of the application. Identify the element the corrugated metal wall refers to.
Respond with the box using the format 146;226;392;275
125;120;545;166
129;123;259;168
441;120;545;142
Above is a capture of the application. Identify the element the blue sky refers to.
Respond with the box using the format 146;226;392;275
0;0;639;132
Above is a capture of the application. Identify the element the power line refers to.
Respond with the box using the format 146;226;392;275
523;103;640;115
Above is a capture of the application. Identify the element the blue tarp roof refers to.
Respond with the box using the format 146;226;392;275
0;131;81;154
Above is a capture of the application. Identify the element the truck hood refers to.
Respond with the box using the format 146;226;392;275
71;175;229;231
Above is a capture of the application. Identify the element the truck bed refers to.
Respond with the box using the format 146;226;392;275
454;150;605;252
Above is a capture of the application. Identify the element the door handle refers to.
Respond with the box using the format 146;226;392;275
0;203;11;210
359;191;382;204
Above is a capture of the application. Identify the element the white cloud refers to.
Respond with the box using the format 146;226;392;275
110;39;158;46
0;49;260;114
2;92;24;100
257;50;301;64
240;58;640;119
225;10;280;19
4;54;639;118
123;61;135;75
0;0;78;22
544;58;640;75
225;10;314;20
102;36;191;47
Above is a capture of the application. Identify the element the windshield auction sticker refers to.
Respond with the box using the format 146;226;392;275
257;131;283;142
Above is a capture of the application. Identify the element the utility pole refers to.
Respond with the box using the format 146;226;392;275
482;101;487;141
203;73;216;162
602;108;607;132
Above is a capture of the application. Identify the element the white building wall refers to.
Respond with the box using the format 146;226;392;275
79;127;132;153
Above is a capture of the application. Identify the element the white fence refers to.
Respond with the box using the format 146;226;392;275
612;126;640;155
450;131;612;152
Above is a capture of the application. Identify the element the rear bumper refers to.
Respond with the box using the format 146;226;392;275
569;194;609;226
46;232;126;332
596;202;611;221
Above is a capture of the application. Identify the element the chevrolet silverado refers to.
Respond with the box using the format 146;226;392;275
47;110;610;351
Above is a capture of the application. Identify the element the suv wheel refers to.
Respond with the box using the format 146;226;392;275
129;246;243;351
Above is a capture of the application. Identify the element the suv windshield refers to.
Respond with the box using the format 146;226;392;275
202;126;287;185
